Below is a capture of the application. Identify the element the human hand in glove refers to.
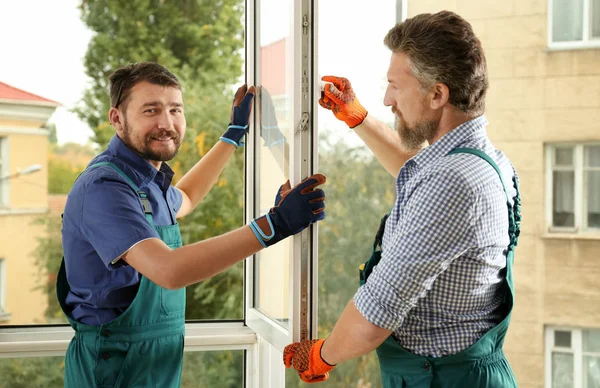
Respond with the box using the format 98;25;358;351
250;174;326;248
319;76;367;128
220;84;256;148
283;339;335;383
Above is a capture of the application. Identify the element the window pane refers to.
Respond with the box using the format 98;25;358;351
253;0;293;326
587;171;600;229
555;147;574;166
553;353;574;388
586;146;600;167
0;1;246;325
313;0;398;387
584;356;600;388
553;171;575;227
182;351;243;387
555;330;572;348
584;329;600;352
593;0;600;38
0;352;244;388
553;0;584;42
0;356;64;387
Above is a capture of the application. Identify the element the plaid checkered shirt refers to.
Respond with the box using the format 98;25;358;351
354;115;519;357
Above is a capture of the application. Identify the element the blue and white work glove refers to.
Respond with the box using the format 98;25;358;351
250;174;326;248
220;84;256;148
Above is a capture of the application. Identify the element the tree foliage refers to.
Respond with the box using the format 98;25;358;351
75;0;244;148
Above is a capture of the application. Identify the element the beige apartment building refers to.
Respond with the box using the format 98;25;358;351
406;1;600;387
0;82;56;325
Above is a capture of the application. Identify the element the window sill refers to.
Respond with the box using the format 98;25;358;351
542;233;600;241
547;41;600;51
0;312;12;323
0;207;48;216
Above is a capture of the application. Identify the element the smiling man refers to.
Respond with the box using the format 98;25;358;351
58;62;327;387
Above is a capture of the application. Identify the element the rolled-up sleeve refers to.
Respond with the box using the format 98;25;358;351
79;169;160;269
353;167;476;330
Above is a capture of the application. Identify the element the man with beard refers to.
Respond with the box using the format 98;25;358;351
284;11;521;388
58;62;326;387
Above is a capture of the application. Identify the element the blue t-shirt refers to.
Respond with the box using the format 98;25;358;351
62;135;183;325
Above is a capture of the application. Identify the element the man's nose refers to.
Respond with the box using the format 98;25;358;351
156;111;173;130
383;86;394;107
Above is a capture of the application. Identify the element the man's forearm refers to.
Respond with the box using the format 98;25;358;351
126;225;263;289
320;300;392;365
353;114;419;177
176;140;236;209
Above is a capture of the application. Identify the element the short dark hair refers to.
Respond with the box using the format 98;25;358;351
384;11;488;116
108;62;181;110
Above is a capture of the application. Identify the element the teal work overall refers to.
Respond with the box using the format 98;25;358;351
57;162;186;388
360;148;521;388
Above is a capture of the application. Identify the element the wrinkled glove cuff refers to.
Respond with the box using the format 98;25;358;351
249;214;281;248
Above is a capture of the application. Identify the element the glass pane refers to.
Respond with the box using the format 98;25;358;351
586;146;600;167
553;353;574;388
584;329;600;352
0;1;245;325
0;352;244;388
311;0;398;387
593;0;600;38
181;351;243;387
584;356;600;388
587;171;600;229
553;171;576;227
555;330;572;348
0;356;65;388
555;147;574;166
253;0;293;326
553;0;584;42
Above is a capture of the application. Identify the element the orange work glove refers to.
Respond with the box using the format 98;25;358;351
283;339;335;383
319;75;368;128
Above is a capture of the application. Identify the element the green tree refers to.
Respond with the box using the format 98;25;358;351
75;0;244;148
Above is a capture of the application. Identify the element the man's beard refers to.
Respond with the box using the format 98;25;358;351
393;107;438;151
121;118;181;162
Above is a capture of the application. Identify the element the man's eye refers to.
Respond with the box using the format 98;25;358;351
144;109;157;113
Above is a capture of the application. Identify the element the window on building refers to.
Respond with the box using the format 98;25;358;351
547;144;600;233
550;0;600;49
546;327;600;388
0;137;7;207
0;258;7;318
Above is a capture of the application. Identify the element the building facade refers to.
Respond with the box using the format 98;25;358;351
0;82;57;324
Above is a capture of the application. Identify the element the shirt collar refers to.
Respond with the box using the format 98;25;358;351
107;135;175;187
411;115;489;169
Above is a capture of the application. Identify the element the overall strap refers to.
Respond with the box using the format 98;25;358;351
86;162;154;225
448;148;521;251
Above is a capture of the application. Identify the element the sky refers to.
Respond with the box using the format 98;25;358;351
0;0;93;144
0;0;398;145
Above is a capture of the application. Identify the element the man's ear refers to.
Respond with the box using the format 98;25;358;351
429;82;450;110
109;107;124;132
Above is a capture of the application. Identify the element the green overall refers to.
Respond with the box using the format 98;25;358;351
359;148;522;388
57;162;186;388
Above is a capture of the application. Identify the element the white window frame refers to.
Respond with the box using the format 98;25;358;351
545;326;600;388
548;0;600;50
546;143;600;235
